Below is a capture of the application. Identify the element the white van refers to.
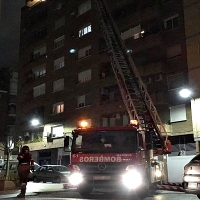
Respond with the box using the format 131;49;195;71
0;160;40;181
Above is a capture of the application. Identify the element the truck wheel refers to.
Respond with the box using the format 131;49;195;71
197;195;200;199
137;178;150;198
78;186;93;197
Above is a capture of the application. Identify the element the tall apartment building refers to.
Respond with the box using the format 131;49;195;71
16;0;195;165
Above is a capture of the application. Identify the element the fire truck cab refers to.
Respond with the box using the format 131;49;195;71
64;122;164;197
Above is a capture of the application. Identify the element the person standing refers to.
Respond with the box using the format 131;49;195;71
17;145;34;198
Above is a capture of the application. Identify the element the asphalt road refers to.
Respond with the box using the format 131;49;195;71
0;182;199;200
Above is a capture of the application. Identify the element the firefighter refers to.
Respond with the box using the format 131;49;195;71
17;145;34;198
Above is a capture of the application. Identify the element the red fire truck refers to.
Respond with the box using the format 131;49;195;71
64;121;171;197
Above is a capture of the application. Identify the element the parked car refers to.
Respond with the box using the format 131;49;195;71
0;160;40;181
32;165;70;183
182;154;200;199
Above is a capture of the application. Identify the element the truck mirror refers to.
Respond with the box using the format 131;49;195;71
64;136;70;148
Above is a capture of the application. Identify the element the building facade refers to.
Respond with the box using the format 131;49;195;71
184;0;200;153
0;68;18;158
16;0;195;165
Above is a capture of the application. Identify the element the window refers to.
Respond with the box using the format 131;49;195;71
54;56;64;70
52;102;64;114
54;35;65;49
99;62;112;79
54;17;65;29
32;45;46;60
170;104;186;123
167;73;184;90
77;94;91;108
79;24;91;37
53;78;64;92
32;64;46;79
33;83;45;97
78;45;91;59
52;125;64;137
34;27;47;41
101;85;121;102
164;15;178;30
78;69;91;83
167;44;181;59
78;0;91;15
121;24;142;40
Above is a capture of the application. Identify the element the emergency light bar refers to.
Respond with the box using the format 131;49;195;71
130;120;138;127
79;121;88;128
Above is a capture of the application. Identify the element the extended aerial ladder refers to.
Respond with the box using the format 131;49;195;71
93;0;170;154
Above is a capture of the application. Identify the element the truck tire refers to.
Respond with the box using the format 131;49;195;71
137;178;150;198
78;186;93;197
197;195;200;199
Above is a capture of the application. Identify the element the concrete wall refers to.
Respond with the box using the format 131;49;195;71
167;155;195;183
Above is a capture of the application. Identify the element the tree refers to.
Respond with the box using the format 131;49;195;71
0;136;14;180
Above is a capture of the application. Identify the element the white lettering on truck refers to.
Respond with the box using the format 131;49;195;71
79;155;123;162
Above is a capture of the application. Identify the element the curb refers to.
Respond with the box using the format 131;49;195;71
154;184;184;192
161;182;182;186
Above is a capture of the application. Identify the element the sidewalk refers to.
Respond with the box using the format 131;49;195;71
0;189;38;199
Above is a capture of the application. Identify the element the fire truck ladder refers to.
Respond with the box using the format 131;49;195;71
94;0;168;153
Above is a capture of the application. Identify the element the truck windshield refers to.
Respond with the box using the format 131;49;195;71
72;130;138;153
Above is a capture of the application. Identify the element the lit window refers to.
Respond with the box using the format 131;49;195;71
54;56;64;70
33;64;46;79
170;104;186;123
79;24;91;37
78;0;91;15
54;35;65;49
52;125;64;137
121;24;142;40
78;45;91;59
52;102;64;114
78;69;91;83
164;15;178;30
33;83;45;97
53;78;64;92
77;94;91;108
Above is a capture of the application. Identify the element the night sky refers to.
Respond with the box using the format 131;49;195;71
0;0;25;70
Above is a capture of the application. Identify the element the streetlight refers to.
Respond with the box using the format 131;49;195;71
31;119;40;126
179;88;193;99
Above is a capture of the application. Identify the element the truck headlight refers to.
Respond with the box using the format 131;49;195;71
68;172;83;186
122;170;142;189
155;169;162;177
